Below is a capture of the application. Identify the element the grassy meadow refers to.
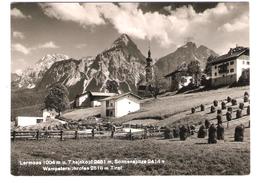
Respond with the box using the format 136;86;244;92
11;86;250;175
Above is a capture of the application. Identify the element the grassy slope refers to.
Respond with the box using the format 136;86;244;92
114;86;249;124
11;119;250;175
61;86;249;123
62;107;101;120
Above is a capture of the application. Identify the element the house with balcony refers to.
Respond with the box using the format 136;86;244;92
100;92;142;118
210;46;249;87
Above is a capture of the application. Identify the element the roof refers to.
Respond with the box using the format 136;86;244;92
100;92;142;101
76;91;117;98
210;47;249;65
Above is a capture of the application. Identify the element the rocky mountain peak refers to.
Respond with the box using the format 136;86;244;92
12;53;70;89
113;33;131;47
155;42;218;76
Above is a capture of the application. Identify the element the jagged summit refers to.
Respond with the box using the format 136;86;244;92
113;33;131;46
13;53;70;89
156;42;218;75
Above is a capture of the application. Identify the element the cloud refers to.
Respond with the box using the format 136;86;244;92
37;41;59;49
39;2;249;53
11;8;31;19
12;43;30;55
12;41;59;55
76;43;87;48
13;31;25;39
39;3;105;27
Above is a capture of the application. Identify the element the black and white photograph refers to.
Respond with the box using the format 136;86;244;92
9;0;252;176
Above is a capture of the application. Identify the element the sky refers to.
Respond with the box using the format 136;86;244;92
11;2;249;73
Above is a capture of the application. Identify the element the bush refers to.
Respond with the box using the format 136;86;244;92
221;102;226;110
227;107;233;113
239;103;244;110
236;109;242;118
211;106;216;113
227;96;232;103
244;95;249;103
205;119;210;129
172;127;180;138
164;127;172;139
226;112;232;121
217;109;222;115
179;125;188;141
231;99;237;106
208;124;217;144
200;104;205;111
191;107;196;114
197;125;207;138
217;124;224;140
217;115;222;124
234;124;244;142
213;100;218;107
247;106;250;115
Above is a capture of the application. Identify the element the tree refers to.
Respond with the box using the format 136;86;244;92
148;67;166;99
205;55;216;76
44;83;70;116
106;80;119;94
187;60;202;87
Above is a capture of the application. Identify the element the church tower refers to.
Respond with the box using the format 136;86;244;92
145;48;153;83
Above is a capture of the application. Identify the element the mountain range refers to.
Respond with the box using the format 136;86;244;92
155;42;218;76
12;34;218;100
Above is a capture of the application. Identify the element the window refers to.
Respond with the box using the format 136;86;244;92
230;68;234;73
230;61;234;65
215;72;217;76
110;111;113;116
215;65;217;69
247;61;250;65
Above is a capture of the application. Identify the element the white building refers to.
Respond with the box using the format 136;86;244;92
74;91;117;108
210;46;249;87
100;92;142;118
15;116;43;127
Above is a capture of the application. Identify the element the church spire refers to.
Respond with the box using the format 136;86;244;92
145;41;153;83
148;40;151;58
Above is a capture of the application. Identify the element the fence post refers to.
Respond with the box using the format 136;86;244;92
129;129;132;140
75;130;78;139
60;130;63;141
91;128;95;139
144;128;147;139
12;131;16;141
36;130;39;141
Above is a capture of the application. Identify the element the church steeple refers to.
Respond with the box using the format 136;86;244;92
148;49;151;58
145;44;153;83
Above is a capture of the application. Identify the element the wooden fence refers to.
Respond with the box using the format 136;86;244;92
11;128;164;141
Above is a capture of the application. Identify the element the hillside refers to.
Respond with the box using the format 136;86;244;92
62;86;249;126
156;42;218;76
